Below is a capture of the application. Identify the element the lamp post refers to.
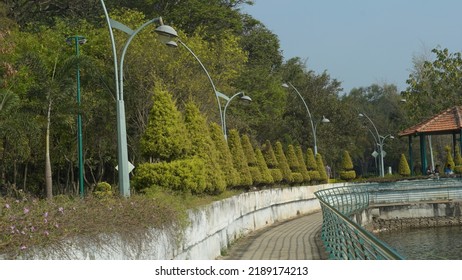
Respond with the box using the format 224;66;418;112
222;92;252;141
282;82;329;155
359;112;394;177
177;39;249;140
66;35;87;198
100;0;178;197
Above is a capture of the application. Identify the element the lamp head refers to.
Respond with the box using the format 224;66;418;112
281;83;289;88
240;95;252;102
321;115;330;123
358;113;364;117
154;24;178;44
165;40;178;48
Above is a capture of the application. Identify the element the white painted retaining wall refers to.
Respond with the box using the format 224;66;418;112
20;183;340;260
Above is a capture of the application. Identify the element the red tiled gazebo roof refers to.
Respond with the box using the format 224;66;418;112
399;106;462;137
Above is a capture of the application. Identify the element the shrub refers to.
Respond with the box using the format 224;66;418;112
306;148;320;182
255;148;274;185
340;150;356;181
274;141;294;183
228;129;252;187
93;182;113;199
132;158;207;194
398;154;411;176
295;145;310;183
241;135;262;184
316;153;328;183
445;145;455;171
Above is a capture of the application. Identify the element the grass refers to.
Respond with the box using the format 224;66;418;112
0;186;245;259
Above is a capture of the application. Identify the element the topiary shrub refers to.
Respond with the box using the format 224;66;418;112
340;150;356;181
255;148;274;185
445;145;455;172
94;182;113;199
132;158;207;194
454;145;462;174
295;145;310;183
274;141;294;184
398;153;411;176
228;129;253;187
262;140;282;183
242;135;263;185
316;153;328;183
305;148;320;182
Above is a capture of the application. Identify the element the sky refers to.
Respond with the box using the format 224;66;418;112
242;0;462;94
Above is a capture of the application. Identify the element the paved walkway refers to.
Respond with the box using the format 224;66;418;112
221;211;328;260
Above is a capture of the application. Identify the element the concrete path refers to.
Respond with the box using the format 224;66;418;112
221;211;328;260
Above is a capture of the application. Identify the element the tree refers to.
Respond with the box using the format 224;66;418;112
445;145;455;172
340;150;356;181
286;144;303;184
316;153;328;183
398;154;411;177
254;148;273;185
305;148;320;182
262;140;282;183
274;141;293;184
295;145;310;183
209;122;240;188
227;129;252;187
241;134;262;185
184;101;226;194
140;84;191;162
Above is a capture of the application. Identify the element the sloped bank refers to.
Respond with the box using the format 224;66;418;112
18;183;339;260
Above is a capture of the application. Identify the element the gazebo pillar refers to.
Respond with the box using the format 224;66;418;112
420;134;427;175
408;135;413;176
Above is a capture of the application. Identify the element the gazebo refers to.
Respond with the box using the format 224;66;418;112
398;106;462;175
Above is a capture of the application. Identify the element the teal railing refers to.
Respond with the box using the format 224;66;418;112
315;178;462;260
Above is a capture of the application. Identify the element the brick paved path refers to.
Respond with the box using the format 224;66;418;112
221;211;328;260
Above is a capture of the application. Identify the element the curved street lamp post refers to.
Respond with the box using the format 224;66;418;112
66;35;87;198
359;113;394;177
282;82;329;155
177;39;251;140
100;0;178;197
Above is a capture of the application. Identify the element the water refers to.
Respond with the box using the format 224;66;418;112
376;226;462;260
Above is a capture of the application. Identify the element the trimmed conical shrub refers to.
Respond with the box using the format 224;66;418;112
287;144;303;183
454;145;462;174
262;140;282;183
255;148;274;185
340;150;356;181
140;84;191;161
305;148;320;182
228;129;253;187
184;101;226;194
209;122;240;188
274;141;294;184
445;145;455;171
241;134;263;185
316;153;328;183
295;145;310;183
398;153;411;176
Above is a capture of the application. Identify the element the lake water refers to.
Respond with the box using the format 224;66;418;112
376;226;462;260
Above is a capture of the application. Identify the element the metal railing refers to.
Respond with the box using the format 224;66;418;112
315;178;462;260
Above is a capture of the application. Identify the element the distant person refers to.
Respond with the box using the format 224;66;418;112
426;166;433;175
444;164;453;175
325;165;331;179
434;164;440;178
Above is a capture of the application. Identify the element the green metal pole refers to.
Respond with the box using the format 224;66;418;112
68;35;86;198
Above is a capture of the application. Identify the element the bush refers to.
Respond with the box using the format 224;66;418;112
339;170;356;180
93;182;113;199
132;158;207;194
340;150;356;181
398;154;411;176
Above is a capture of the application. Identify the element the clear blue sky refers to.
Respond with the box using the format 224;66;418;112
242;0;462;94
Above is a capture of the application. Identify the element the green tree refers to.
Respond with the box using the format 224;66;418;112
274;141;293;184
184;101;226;194
209;122;240;188
228;129;252;187
262;140;282;183
305;148;320;182
241;134;262;185
398;154;411;176
445;145;455;172
295;145;310;183
340;150;356;181
140;84;191;162
255;148;274;185
286;144;303;184
316;153;328;183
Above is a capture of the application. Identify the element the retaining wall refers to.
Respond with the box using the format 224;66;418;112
17;183;340;260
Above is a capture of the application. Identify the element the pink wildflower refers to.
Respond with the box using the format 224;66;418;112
44;231;49;236
44;212;48;218
58;207;64;214
20;245;27;250
5;204;10;209
23;208;29;214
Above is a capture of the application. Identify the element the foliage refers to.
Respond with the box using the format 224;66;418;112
209;123;240;188
184;101;226;194
274;141;293;184
340;150;356;181
316;153;328;183
295;145;310;182
132;159;207;194
286;145;303;184
140;85;191;162
398;154;411;176
261;140;282;183
254;148;274;185
227;129;252;187
241;134;263;185
305;148;320;182
93;182;113;199
445;145;455;171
